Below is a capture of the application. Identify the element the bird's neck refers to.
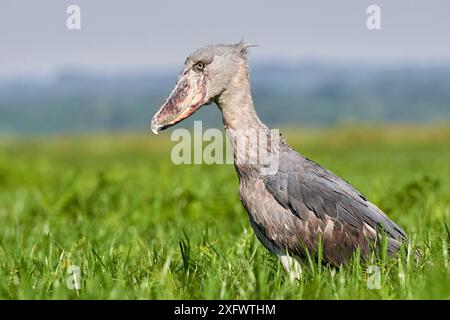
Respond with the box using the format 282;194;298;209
217;63;279;180
217;63;266;132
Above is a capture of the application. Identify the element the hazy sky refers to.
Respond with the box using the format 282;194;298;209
1;0;450;79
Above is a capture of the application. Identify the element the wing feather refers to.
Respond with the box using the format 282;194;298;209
263;150;407;244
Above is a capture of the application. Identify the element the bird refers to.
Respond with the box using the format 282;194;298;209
151;42;407;277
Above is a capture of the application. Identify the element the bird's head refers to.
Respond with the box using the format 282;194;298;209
151;41;254;134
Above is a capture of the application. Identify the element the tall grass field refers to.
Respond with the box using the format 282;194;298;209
0;125;449;299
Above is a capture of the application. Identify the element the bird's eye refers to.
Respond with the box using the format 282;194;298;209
194;62;205;70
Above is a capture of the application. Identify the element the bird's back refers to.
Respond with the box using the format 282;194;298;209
238;141;407;266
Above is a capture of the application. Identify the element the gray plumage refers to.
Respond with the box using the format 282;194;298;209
253;141;406;266
151;42;407;270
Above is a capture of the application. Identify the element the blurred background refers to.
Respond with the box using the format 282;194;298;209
1;1;450;299
1;0;450;134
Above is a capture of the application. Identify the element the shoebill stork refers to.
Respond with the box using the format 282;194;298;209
151;42;407;277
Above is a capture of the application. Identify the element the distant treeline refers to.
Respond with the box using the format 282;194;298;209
0;63;449;134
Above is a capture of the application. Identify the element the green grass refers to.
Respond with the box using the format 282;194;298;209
0;125;449;299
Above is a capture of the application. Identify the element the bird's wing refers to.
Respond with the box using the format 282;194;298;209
263;150;407;243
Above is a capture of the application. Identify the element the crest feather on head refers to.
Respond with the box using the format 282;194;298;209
235;40;257;57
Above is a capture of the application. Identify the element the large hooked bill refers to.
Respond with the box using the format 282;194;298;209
151;69;208;134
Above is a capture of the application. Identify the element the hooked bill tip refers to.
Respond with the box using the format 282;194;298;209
150;117;160;135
